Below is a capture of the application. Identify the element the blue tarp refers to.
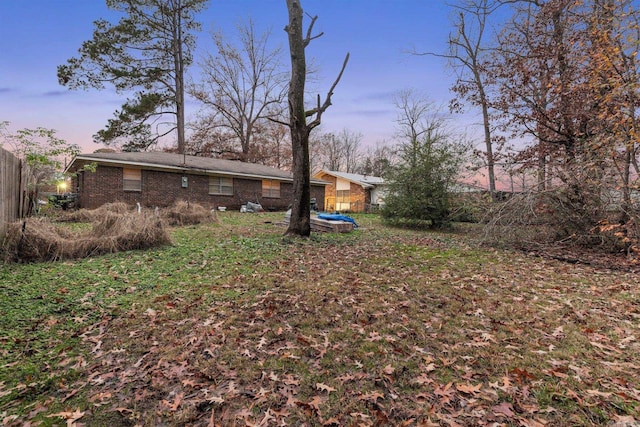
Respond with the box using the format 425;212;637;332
317;213;358;228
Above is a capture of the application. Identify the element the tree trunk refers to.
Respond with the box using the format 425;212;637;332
172;0;186;155
285;0;311;236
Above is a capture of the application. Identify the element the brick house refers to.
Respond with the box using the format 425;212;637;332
312;170;386;213
65;152;327;211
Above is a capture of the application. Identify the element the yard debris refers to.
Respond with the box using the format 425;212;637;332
2;204;171;263
244;201;264;213
283;210;356;233
162;200;218;226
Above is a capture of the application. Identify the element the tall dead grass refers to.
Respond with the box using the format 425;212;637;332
58;201;218;227
2;201;219;263
57;202;132;223
162;200;218;226
2;210;171;263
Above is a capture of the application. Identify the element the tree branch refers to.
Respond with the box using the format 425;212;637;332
307;52;350;129
303;13;323;47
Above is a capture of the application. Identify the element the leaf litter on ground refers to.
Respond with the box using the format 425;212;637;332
1;212;639;426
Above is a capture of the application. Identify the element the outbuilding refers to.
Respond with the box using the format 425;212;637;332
312;170;386;213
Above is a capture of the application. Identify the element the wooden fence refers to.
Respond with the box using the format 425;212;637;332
0;147;27;241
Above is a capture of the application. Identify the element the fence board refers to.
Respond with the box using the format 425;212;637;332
1;147;26;241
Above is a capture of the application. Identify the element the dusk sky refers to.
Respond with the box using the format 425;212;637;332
0;1;468;154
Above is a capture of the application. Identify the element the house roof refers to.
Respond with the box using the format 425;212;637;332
66;151;328;185
315;170;384;189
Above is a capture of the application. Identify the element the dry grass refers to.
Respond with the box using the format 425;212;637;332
2;201;219;263
2;210;171;263
57;202;131;222
162;200;218;226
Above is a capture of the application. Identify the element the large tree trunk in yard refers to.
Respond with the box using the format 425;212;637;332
285;0;311;237
288;127;312;236
284;0;348;236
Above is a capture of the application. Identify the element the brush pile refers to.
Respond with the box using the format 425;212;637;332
57;202;131;223
2;203;171;263
162;200;218;226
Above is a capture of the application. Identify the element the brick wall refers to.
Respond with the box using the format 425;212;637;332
350;182;367;213
76;165;324;211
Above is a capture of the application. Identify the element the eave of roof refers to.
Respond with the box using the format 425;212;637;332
316;170;384;188
67;152;329;185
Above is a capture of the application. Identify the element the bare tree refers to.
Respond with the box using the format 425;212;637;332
315;132;343;171
189;19;288;162
415;0;501;198
249;120;293;169
357;141;395;177
284;0;349;237
338;129;363;173
313;128;362;172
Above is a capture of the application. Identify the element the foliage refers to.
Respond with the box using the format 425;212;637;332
57;0;208;152
356;141;395;177
2;126;78;172
1;212;639;426
485;0;640;247
1;124;82;215
482;188;640;256
381;91;468;229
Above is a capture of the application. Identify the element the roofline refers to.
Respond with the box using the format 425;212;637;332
68;155;328;185
316;169;377;189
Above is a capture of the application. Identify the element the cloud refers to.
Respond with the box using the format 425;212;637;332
0;87;14;94
352;91;396;103
42;90;69;97
348;108;394;118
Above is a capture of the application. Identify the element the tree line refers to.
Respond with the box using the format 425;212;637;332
440;0;640;251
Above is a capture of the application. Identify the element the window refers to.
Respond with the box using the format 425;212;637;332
262;179;281;198
336;189;350;203
123;168;141;192
209;176;233;195
336;189;351;211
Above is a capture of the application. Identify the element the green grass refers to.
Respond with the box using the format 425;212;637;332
1;212;639;426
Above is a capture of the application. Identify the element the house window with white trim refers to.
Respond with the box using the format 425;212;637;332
209;176;234;195
262;179;280;198
335;178;351;210
123;168;141;192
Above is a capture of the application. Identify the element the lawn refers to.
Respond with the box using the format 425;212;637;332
1;212;639;426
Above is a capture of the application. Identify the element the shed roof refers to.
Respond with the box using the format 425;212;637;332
316;170;385;189
67;151;328;185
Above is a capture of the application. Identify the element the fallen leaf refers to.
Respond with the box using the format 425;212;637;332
358;391;384;402
456;382;482;394
316;382;336;393
492;401;515;417
161;392;183;412
47;409;85;426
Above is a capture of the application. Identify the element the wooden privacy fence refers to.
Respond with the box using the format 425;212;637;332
1;147;28;241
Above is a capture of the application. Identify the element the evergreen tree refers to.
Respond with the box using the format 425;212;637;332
58;0;208;152
382;91;466;228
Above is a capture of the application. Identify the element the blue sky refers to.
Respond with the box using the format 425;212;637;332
0;0;461;153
